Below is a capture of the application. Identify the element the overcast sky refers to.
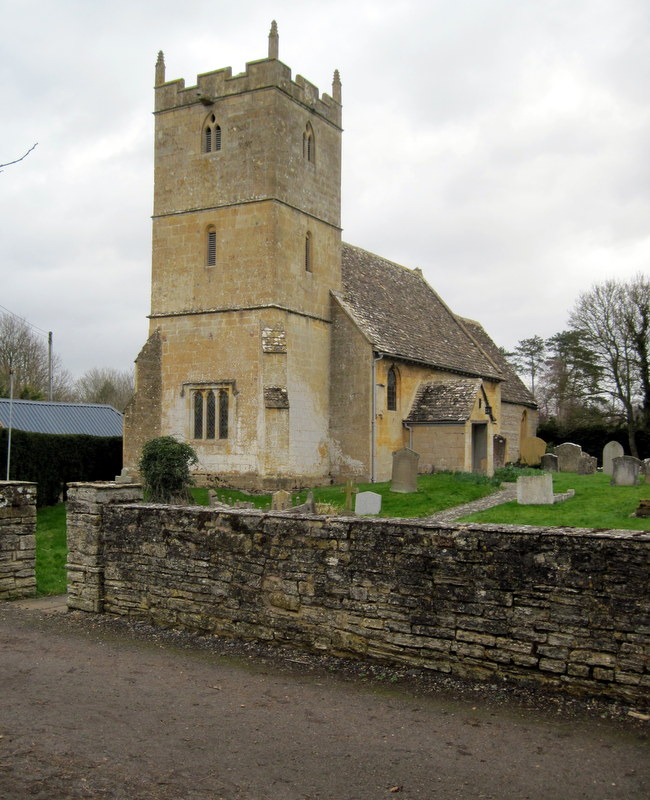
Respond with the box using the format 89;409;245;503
1;0;648;381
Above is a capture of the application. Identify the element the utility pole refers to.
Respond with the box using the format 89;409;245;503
6;359;14;480
48;331;53;401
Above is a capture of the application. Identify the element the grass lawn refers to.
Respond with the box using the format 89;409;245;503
460;472;650;531
35;503;68;596
34;469;648;596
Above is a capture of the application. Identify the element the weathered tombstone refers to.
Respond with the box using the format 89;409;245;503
554;442;583;473
519;436;546;466
114;468;133;484
271;490;292;511
493;435;506;470
391;447;419;493
234;501;255;509
602;441;624;475
342;480;358;512
540;453;558;472
611;456;642;486
517;474;555;505
283;492;316;515
642;458;650;477
577;453;597;475
355;491;382;516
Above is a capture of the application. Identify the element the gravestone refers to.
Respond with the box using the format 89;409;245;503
540;453;558;472
517;474;554;505
642;458;650;477
519;436;546;466
271;490;292;511
342;480;358;512
391;447;419;493
577;453;597;475
355;491;382;516
555;442;583;473
611;456;642;486
602;441;624;475
493;435;506;470
114;468;133;484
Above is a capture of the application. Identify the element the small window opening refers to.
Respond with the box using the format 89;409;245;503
218;390;229;439
207;228;217;266
303;123;314;162
214;125;221;151
305;232;312;272
206;390;216;439
387;367;397;411
193;391;204;439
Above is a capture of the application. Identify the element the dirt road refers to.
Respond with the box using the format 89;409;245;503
0;601;647;800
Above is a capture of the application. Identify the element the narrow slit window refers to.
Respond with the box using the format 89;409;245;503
206;390;216;439
387;367;397;411
205;127;212;153
193;391;204;439
304;123;315;162
218;390;229;439
207;228;217;266
305;232;312;272
214;125;222;151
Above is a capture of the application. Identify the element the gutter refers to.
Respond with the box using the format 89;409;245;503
371;352;383;482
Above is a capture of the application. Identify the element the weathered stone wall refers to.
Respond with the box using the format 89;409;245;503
66;485;650;703
0;481;37;600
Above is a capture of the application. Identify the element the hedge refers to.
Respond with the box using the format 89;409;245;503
0;428;122;506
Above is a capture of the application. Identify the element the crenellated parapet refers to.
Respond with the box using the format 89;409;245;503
154;21;341;127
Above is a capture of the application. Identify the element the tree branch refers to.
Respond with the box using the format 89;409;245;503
0;143;38;172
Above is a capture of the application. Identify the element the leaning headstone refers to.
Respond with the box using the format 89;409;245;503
114;468;133;484
555;442;583;473
271;490;292;511
577;453;597;475
391;447;419;493
519;436;546;466
493;435;506;470
355;491;382;516
517;474;554;505
611;456;642;486
602;441;624;475
540;453;558;472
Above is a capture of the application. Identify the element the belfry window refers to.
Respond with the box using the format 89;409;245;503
387;367;397;411
303;123;315;163
203;115;222;153
305;231;312;272
207;227;217;266
192;386;230;440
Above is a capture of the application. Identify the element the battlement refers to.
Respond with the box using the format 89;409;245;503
154;22;341;128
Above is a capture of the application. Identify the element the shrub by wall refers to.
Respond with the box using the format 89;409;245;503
0;429;122;506
67;484;650;704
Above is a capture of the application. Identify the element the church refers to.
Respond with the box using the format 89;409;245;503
123;22;537;489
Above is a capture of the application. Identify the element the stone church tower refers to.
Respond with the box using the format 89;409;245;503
124;23;343;488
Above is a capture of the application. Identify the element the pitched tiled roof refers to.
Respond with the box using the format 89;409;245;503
458;318;537;409
0;399;123;437
406;380;480;424
338;244;502;380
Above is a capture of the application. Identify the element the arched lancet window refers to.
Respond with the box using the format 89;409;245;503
303;123;314;163
304;231;312;272
387;366;397;411
203;114;222;153
218;390;229;439
206;390;216;439
207;227;217;266
193;391;204;439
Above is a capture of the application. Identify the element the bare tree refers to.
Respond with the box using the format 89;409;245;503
511;336;546;396
74;367;134;412
569;275;650;456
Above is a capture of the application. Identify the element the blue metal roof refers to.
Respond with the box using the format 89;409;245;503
0;399;123;437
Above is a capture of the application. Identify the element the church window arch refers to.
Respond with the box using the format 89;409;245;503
206;226;217;266
203;114;222;153
387;366;398;411
190;385;232;441
303;123;315;163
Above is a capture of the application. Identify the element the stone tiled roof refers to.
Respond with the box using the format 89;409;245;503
458;318;537;408
338;244;502;380
0;399;123;437
405;380;480;424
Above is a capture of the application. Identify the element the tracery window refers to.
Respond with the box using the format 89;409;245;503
303;123;315;162
203;114;222;153
387;366;397;411
192;387;230;440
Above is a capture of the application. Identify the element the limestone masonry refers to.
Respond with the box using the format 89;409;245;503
124;22;537;488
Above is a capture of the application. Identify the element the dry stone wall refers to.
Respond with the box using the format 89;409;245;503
66;484;650;703
0;481;37;599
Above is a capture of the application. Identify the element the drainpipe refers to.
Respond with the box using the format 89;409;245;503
371;352;383;482
404;421;413;450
